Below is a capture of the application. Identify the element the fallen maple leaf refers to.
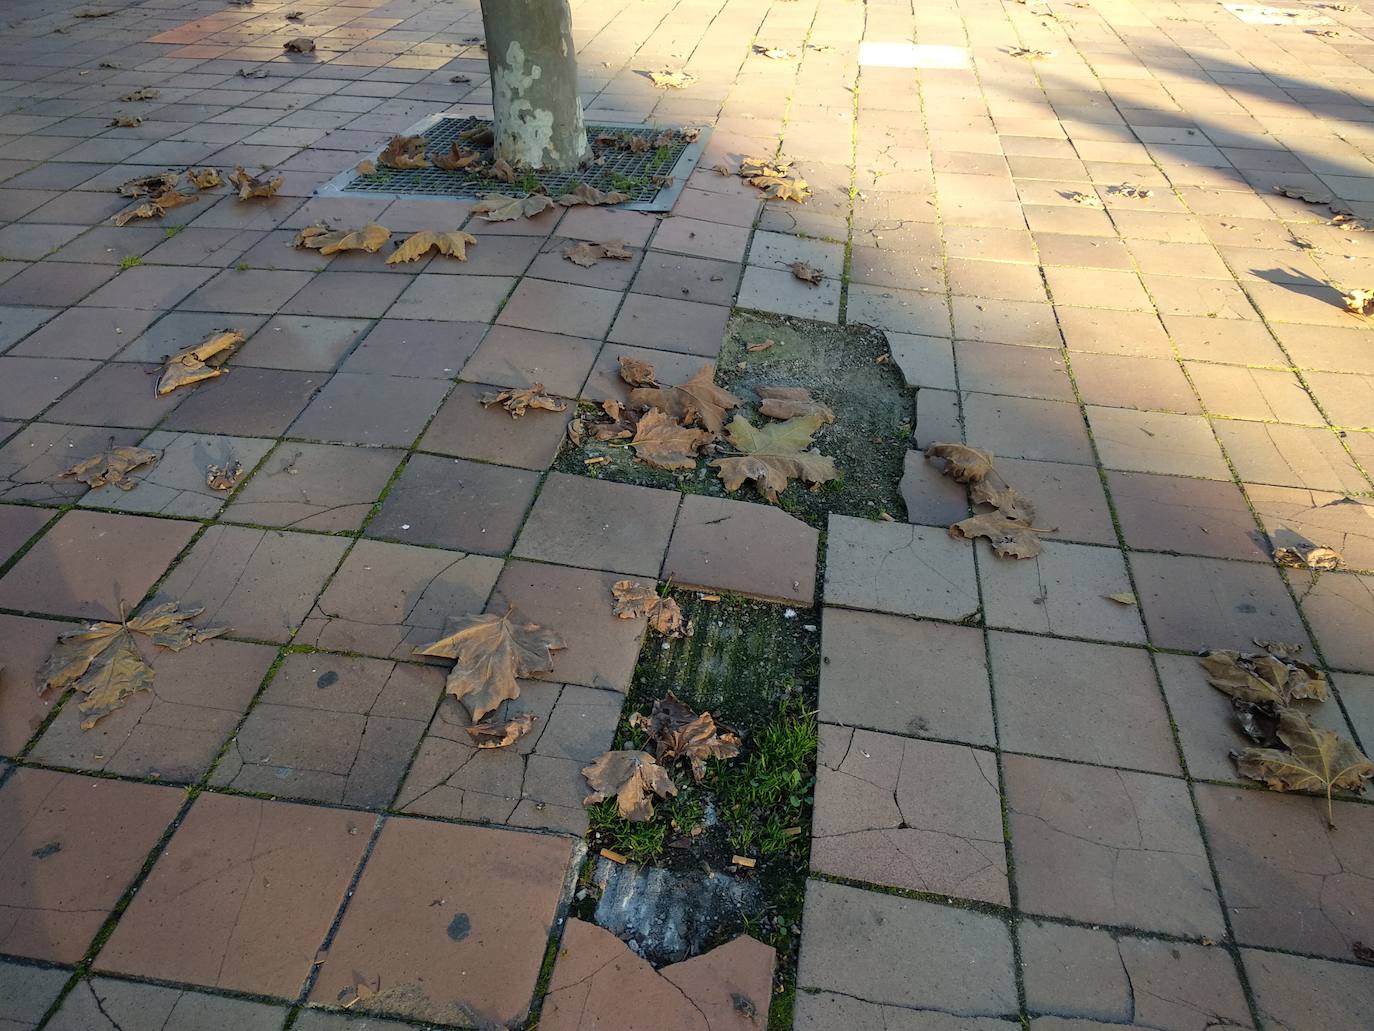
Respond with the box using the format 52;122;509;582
611;580;685;636
294;222;391;255
711;414;838;502
630;409;712;470
1273;542;1342;571
756;386;834;423
228;166;282;200
62;445;160;490
949;511;1052;559
583;750;678;821
487;157;517;183
618;355;658;386
386;229;478;264
157;330;243;395
472;193;555;221
119;87;158;101
565;241;603;267
1068;191;1100;207
556;184;630;206
1200;645;1328;706
970;475;1036;521
109;115;141;128
283;37;315;53
756;177;810;202
119;172;179;198
185;168;221;189
40;603;226;729
790;261;822;285
925;441;994;483
629;363;743;435
112;188;196;226
414;609;566;720
480;383;567;418
1233;708;1373;826
432;141;481;171
379;134;431;170
465;713;537;749
649;70;696;88
629;692;741;782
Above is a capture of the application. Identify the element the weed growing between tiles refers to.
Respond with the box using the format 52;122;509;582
577;591;819;1030
555;313;913;528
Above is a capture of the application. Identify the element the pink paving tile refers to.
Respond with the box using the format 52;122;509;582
495;277;621;338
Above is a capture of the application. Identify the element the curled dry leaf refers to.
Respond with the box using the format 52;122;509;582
472;192;555;221
119;172;179;198
465;713;537;749
414;608;566;720
970;476;1036;521
355;159;376;175
119;87;159;102
566;418;586;447
949;511;1052;559
756;386;834;423
432;142;481;171
450;73;472;84
480;383;567;418
711;413;838;502
1342;287;1374;316
487;157;517;183
1233;708;1373;826
630;408;713;471
1275;184;1333;205
582;750;677;822
747;339;776;353
294;222;391;255
1274;541;1342;571
649;70;696;89
1068;191;1101;207
1200;644;1328;706
925;441;994;483
379;134;431;170
1112;183;1153;199
185;168;221;190
790;261;823;285
206;461;243;491
556;184;630;207
629;363;743;435
1105;591;1138;606
109;115;141;128
628;691;741;782
386;229;477;264
285;9;304;19
611;580;685;637
564;240;633;267
460;124;495;146
1009;46;1055;58
752;44;795;59
238;67;268;79
756;177;810;202
283;37;315;53
228;166;282;200
62;445;160;490
157;330;243;395
112;189;195;226
618;355;658;386
40;602;226;729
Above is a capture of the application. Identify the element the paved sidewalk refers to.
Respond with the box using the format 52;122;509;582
1;0;1373;1029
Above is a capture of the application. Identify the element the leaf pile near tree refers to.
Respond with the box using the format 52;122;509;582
39;603;226;729
1200;641;1372;826
584;693;741;821
925;442;1055;558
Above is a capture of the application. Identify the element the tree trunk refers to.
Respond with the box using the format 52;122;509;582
480;0;590;171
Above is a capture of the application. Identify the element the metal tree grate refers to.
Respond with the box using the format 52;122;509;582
319;115;709;212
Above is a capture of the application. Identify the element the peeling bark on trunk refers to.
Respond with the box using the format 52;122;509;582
480;0;590;171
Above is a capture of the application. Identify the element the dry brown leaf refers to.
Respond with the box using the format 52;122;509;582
566;418;586;447
355;160;376;176
556;184;630;207
602;399;624;422
1068;191;1101;207
157;330;243;395
109;115;141;128
432;142;481;171
599;240;632;260
790;261;822;285
487;157;517;183
379;134;431;170
1274;542;1342;571
1105;591;1138;606
185;168;221;189
119;87;158;101
386;228;477;264
472;192;555;221
1233;708;1373;826
1201;644;1328;706
582;750;678;821
294;222;391;255
414;609;566;720
611;580;685;637
925;441;994;483
746;339;776;353
480;383;567;418
1009;46;1054;58
752;44;796;59
228;166;282;200
628;692;741;782
757;177;810;202
206;461;243;490
465;713;537;749
565;241;603;267
285;9;304;19
649;70;696;89
119;172;179;198
112;188;195;226
459;124;495;146
62;445;160;490
283;37;315;53
1342;287;1374;316
618;355;658;386
756;386;834;423
630;408;713;470
40;603;226;729
969;475;1036;521
711;414;838;502
629;363;743;435
949;511;1052;559
1276;184;1333;205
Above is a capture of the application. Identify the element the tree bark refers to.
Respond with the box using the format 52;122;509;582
480;0;590;171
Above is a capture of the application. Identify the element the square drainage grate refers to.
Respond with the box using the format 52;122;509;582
318;114;709;212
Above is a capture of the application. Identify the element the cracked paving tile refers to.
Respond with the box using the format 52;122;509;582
1244;948;1374;1031
78;431;275;519
211;653;441;808
0;957;70;1030
1247;485;1374;573
823;514;979;620
979;540;1145;644
794;993;1019;1030
811;725;1009;904
44;976;284;1031
222;441;404;532
1288;569;1374;674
